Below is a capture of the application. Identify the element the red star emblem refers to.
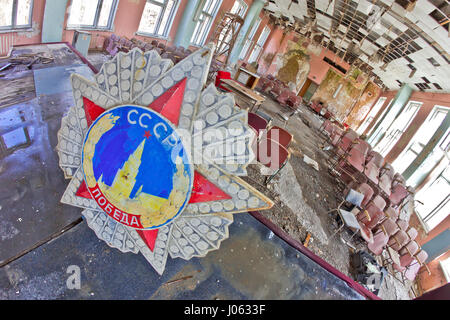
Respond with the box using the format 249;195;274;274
77;78;232;251
143;131;152;139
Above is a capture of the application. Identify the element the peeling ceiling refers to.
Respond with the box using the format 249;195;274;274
264;0;450;92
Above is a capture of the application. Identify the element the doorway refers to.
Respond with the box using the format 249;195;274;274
301;79;318;103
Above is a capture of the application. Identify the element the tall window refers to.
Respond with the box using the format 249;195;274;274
415;164;450;231
138;0;179;38
392;106;449;174
373;101;422;156
0;0;33;30
191;0;222;46
239;18;260;60
230;0;247;18
356;97;387;135
67;0;118;30
248;26;270;63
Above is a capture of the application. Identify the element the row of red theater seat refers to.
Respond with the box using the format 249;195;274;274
308;101;334;120
321;120;429;283
254;75;302;111
103;34;196;65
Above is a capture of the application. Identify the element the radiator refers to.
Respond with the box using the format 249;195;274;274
0;34;15;57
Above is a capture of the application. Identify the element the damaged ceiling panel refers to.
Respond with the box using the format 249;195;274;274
265;0;450;92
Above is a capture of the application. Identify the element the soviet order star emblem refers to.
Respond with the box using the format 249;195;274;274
56;44;273;274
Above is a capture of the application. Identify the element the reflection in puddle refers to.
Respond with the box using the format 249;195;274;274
0;106;34;157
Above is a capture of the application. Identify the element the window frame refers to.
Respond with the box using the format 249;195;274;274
239;17;261;60
66;0;119;31
190;0;223;47
230;0;248;18
416;165;450;232
248;25;270;64
136;0;181;39
0;0;34;32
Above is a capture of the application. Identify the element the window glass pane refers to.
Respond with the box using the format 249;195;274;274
191;21;201;44
230;1;239;14
230;0;247;18
191;0;220;46
0;0;14;27
240;40;250;59
197;16;210;45
138;1;163;34
240;18;260;59
248;46;261;63
204;0;214;14
157;0;175;36
16;0;32;26
97;0;114;27
416;166;450;230
68;0;99;26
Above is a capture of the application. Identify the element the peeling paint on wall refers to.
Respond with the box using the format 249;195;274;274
311;69;359;121
17;21;41;38
310;67;381;124
275;39;311;93
346;82;381;128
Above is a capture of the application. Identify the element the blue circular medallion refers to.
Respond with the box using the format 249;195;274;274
82;105;193;230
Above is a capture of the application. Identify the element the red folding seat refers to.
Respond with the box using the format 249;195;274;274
407;227;418;241
388;229;409;251
336;130;359;155
356;183;374;207
248;112;268;139
323;109;332;119
364;162;380;184
357;195;386;229
385;206;399;220
388;183;409;207
415;249;428;265
403;259;421;281
265;126;293;149
256;136;290;184
368;231;389;255
287;93;302;110
399;241;420;262
353;139;371;157
365;150;384;167
311;101;323;114
378;173;393;196
397;219;409;231
269;84;282;98
320;119;335;139
276;89;290;106
376;217;399;237
342;147;366;173
330;126;344;146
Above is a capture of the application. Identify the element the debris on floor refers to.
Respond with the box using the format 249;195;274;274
303;155;319;171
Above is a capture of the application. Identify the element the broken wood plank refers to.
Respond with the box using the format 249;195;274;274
0;70;36;107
